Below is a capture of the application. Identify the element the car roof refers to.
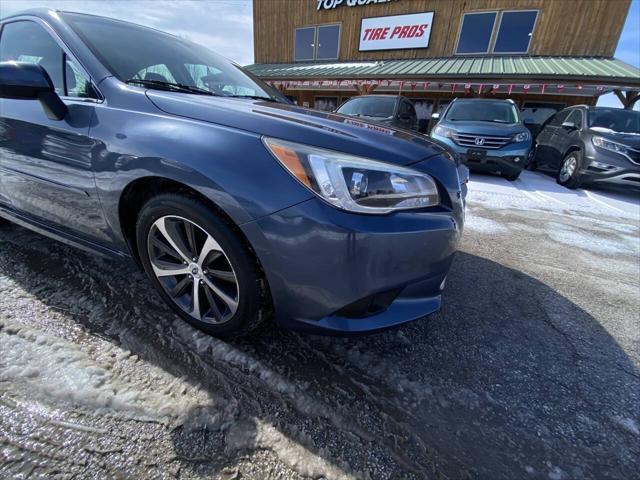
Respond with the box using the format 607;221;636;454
1;7;59;21
349;95;405;99
453;98;514;104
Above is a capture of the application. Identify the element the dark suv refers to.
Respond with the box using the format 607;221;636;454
336;95;418;131
532;106;640;189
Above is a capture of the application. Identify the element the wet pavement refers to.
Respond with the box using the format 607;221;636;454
1;172;639;479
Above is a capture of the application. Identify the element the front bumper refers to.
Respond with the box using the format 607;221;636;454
432;135;531;175
582;150;640;188
241;196;462;335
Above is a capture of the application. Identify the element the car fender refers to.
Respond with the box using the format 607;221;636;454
88;104;314;251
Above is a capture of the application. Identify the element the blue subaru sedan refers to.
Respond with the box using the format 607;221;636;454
0;10;466;337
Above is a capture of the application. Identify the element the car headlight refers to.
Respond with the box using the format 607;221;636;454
592;136;628;155
433;125;454;138
263;137;440;214
512;131;531;142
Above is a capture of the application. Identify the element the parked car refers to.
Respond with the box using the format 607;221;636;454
0;10;466;337
335;95;419;131
430;98;533;181
531;106;640;189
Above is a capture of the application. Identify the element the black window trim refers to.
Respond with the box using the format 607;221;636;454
454;9;539;56
293;23;341;62
0;16;103;103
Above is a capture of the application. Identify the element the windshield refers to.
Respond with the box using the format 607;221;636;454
445;102;519;123
588;108;640;134
62;13;274;99
337;97;397;118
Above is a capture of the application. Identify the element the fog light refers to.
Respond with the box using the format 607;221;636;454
590;161;614;170
513;157;521;163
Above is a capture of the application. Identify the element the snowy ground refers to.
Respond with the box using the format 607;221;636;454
1;171;639;479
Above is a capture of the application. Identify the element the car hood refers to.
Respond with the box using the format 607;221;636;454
441;120;524;136
589;128;640;148
146;91;444;166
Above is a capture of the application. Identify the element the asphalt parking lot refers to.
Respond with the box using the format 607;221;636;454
1;171;638;480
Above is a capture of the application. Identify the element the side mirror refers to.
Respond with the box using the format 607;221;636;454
0;62;67;120
431;112;440;120
561;121;577;130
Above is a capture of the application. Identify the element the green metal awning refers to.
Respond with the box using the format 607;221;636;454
246;56;640;86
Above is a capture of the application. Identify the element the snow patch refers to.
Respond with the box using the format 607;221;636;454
545;222;638;256
468;171;639;220
465;211;509;234
0;320;212;423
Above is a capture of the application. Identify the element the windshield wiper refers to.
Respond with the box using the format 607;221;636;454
226;94;279;102
126;79;215;96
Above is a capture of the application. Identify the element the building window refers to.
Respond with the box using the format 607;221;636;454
455;10;538;55
294;27;316;61
456;12;497;54
493;11;538;53
317;25;340;60
294;24;340;61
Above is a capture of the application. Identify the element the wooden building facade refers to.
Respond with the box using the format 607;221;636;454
247;0;640;116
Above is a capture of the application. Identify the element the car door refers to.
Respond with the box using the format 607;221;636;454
549;109;583;167
535;109;570;166
0;19;111;244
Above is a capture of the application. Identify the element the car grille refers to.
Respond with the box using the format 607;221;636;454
453;133;511;150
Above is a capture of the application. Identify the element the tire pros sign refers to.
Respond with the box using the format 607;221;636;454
359;12;434;51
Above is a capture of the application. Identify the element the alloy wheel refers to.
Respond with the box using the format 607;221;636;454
559;156;577;183
147;215;239;324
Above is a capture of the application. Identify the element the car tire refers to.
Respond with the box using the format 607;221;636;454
502;171;521;181
557;151;583;189
136;193;270;338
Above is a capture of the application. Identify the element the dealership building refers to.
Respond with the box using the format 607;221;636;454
246;0;640;125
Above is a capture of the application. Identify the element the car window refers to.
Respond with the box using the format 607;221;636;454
548;110;571;127
444;101;518;124
336;97;396;118
131;63;177;84
400;101;415;117
565;109;583;127
64;56;98;98
588;108;640;134
0;20;96;99
63;12;272;99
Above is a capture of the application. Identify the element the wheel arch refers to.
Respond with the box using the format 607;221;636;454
118;176;256;268
562;145;583;161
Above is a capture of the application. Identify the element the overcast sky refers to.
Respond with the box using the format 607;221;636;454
0;0;638;108
0;0;255;65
